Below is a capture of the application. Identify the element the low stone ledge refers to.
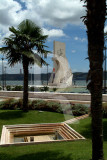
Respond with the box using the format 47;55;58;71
0;91;106;102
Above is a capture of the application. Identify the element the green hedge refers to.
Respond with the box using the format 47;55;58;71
71;104;89;116
0;98;89;116
0;98;23;110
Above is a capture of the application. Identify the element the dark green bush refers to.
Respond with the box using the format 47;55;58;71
6;85;11;91
40;87;44;92
14;85;23;91
40;86;49;92
0;98;89;116
30;86;35;92
0;86;2;90
46;101;62;113
29;87;41;92
52;88;57;92
71;104;89;116
0;98;22;110
12;87;15;91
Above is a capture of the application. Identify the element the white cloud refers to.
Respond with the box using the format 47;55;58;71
0;0;84;28
71;50;76;53
74;36;86;42
104;26;107;33
0;0;22;26
36;0;84;27
74;37;79;41
43;28;66;38
0;0;85;46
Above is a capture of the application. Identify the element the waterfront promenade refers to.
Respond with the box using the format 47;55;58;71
0;91;107;104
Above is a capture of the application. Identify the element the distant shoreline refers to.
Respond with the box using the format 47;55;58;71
0;72;106;81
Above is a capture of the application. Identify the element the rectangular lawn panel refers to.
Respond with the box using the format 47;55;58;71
0;110;107;160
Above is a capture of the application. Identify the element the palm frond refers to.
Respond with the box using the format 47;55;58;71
9;26;19;34
22;51;48;67
0;19;49;68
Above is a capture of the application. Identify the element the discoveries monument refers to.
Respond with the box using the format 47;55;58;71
49;41;73;88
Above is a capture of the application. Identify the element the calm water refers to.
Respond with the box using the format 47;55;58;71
1;80;87;86
3;80;107;87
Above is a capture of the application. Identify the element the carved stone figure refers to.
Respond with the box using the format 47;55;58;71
49;41;73;88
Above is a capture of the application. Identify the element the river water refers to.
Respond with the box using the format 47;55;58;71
1;80;87;86
3;80;107;87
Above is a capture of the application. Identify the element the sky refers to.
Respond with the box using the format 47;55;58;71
0;0;107;74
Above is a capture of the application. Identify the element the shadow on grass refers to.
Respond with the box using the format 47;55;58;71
79;123;92;139
76;118;107;141
0;151;74;160
0;110;24;120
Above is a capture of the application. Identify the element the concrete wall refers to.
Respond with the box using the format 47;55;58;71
0;91;107;102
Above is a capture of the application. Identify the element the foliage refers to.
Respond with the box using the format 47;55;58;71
0;98;22;110
29;86;35;92
0;19;49;112
14;85;23;91
0;86;2;90
6;85;11;91
40;86;49;92
71;104;89;116
52;88;57;92
43;86;49;92
0;98;89;116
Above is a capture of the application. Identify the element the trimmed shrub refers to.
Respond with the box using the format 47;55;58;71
0;98;89;116
12;87;15;91
71;104;89;116
29;87;41;92
14;85;23;91
0;98;20;110
46;101;62;113
52;88;57;92
40;86;49;92
6;85;11;91
40;87;44;92
30;86;35;92
0;86;2;90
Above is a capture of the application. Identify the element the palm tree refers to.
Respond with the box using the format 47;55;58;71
0;19;49;112
81;0;106;160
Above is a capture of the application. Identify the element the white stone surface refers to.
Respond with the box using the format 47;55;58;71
49;41;73;87
0;91;107;102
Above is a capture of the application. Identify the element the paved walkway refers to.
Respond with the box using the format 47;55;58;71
63;114;89;124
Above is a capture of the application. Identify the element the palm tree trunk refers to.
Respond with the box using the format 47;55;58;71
23;56;29;112
85;0;106;159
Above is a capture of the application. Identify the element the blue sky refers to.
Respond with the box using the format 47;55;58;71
0;0;106;74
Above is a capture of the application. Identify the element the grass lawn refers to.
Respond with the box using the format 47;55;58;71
0;110;107;160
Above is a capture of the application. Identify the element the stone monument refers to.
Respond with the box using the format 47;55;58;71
49;41;73;88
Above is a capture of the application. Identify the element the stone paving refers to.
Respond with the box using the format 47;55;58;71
63;114;89;124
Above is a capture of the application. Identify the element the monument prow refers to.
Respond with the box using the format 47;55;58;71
49;41;73;88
